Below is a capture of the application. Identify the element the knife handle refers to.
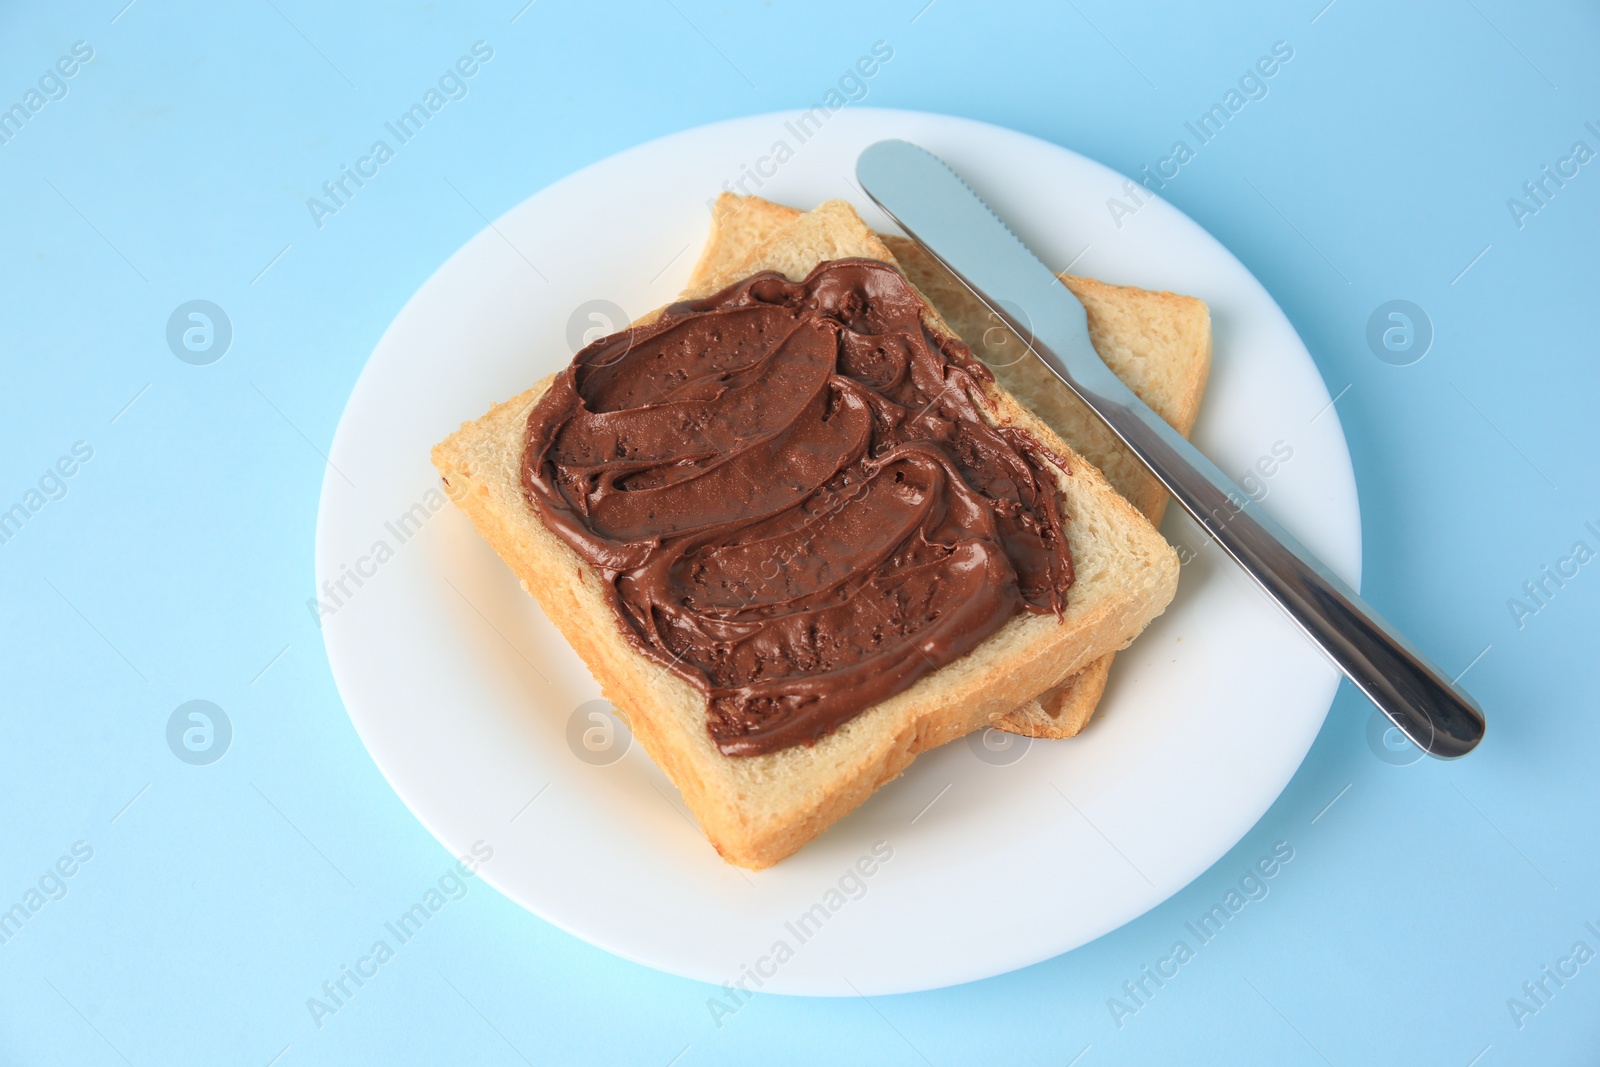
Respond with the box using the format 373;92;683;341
1030;344;1486;759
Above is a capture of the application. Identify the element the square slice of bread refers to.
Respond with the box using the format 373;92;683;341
432;199;1179;868
687;193;1212;739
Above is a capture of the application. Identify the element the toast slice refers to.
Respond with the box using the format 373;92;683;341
687;194;1211;739
432;199;1179;868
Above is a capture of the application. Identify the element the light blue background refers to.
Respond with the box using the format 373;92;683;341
2;1;1596;1063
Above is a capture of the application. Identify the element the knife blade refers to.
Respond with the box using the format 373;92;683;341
856;138;1485;759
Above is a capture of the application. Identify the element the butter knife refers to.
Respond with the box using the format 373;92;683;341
857;139;1485;759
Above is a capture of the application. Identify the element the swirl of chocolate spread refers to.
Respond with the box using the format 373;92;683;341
522;258;1073;756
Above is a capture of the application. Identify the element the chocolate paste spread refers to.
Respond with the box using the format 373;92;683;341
522;258;1073;756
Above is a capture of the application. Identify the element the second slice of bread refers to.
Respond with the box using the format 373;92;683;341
433;199;1179;868
687;194;1212;739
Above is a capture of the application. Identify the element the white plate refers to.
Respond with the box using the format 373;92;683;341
316;108;1359;996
